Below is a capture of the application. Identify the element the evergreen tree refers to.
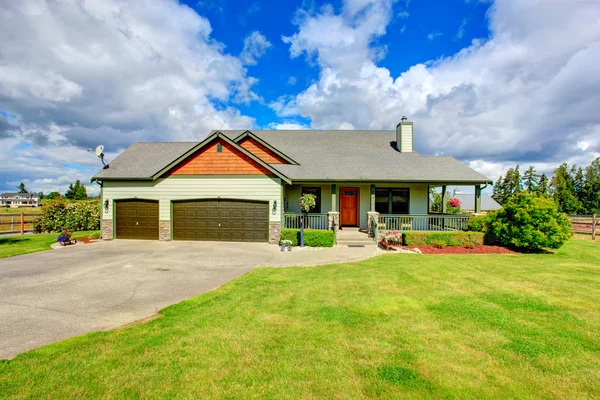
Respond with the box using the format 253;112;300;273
522;166;539;194
492;176;505;205
572;166;585;205
550;163;582;214
64;180;88;200
17;182;27;193
583;158;600;213
537;173;549;197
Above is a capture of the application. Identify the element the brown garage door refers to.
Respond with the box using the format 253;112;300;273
115;200;159;240
173;199;268;242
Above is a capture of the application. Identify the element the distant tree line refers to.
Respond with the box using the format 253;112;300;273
492;158;600;214
15;180;91;201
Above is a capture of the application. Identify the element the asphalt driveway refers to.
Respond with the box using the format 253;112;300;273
0;240;280;359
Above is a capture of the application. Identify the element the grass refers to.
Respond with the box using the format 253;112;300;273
0;207;43;214
1;240;600;398
0;230;101;258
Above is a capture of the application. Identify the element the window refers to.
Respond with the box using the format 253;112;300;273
375;188;409;214
301;187;321;213
216;143;223;153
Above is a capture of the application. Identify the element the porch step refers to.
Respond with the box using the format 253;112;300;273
336;240;375;246
336;229;374;246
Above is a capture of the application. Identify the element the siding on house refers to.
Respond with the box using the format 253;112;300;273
239;137;288;164
168;139;271;176
284;182;428;230
102;176;284;223
400;124;413;152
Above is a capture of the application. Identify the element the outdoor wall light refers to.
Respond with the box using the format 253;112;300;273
272;200;277;215
104;199;109;213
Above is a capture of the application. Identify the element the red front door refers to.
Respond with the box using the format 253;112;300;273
340;188;359;226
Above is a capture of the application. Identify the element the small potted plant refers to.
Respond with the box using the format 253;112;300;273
298;193;317;246
280;239;293;251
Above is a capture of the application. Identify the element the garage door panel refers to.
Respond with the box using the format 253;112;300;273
115;200;159;240
173;199;268;242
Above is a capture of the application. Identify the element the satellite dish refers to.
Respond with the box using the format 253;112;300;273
95;145;104;157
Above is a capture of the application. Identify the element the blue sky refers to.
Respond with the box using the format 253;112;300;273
0;0;599;196
189;0;492;128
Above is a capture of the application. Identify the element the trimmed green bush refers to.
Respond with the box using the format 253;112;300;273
403;231;484;247
487;193;573;250
34;200;100;233
280;229;335;247
466;212;497;233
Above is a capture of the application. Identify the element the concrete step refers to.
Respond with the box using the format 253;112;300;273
336;239;375;245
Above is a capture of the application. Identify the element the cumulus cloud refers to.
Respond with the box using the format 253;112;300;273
278;0;600;181
240;31;272;65
0;0;257;194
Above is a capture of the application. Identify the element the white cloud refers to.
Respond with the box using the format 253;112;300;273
456;18;468;39
278;0;600;176
267;121;311;130
0;0;257;193
240;31;272;65
427;31;443;41
287;76;297;85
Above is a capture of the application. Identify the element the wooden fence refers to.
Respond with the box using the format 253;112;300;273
569;214;597;239
0;213;37;235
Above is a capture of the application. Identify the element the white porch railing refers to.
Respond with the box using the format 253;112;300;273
283;213;329;230
378;214;471;231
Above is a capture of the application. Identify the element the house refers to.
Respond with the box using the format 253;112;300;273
0;192;41;208
451;190;502;213
93;119;492;243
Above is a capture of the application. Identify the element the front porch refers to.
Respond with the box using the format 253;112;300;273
282;182;482;233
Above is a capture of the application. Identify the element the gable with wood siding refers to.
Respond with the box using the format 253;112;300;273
238;137;288;164
168;139;272;176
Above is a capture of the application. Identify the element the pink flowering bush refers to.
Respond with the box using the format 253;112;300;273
448;198;461;208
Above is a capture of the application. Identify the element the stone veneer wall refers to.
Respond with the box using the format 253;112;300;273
159;221;171;241
101;220;113;240
269;223;281;244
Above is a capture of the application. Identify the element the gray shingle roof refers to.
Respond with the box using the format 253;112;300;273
93;130;492;184
218;130;492;183
93;142;198;180
453;194;502;211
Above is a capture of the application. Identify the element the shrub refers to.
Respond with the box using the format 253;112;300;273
466;212;497;232
34;200;101;233
487;193;573;250
280;229;335;247
403;231;484;247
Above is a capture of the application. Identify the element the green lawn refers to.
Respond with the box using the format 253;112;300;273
0;231;101;258
1;240;599;399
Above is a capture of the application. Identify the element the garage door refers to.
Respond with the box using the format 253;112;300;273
115;200;159;240
173;199;268;242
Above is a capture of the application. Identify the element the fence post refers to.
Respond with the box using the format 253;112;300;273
11;215;14;233
20;213;24;235
593;214;597;240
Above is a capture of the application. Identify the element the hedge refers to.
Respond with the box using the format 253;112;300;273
280;229;335;247
403;231;484;247
34;200;101;233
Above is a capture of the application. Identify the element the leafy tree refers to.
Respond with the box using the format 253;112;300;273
17;182;27;193
487;193;573;250
522;166;539;194
550;163;582;214
46;191;63;200
38;192;45;200
64;180;88;200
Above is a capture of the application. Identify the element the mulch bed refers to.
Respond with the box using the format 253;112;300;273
406;245;518;254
